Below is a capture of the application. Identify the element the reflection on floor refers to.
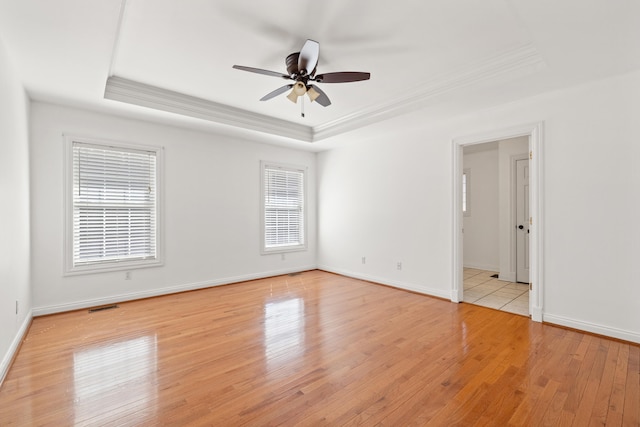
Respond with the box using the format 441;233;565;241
463;268;529;316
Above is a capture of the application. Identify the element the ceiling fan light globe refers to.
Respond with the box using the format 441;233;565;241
293;82;307;96
307;86;320;102
286;89;299;104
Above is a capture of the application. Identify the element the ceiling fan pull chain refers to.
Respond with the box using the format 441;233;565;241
301;95;305;118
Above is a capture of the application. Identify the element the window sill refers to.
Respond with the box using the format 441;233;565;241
64;259;164;276
261;245;307;255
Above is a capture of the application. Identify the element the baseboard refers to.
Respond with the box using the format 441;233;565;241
498;272;516;282
33;265;318;316
318;265;451;300
463;263;499;272
543;313;640;344
0;309;33;387
531;306;543;323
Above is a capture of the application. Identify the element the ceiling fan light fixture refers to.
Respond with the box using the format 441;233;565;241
287;81;307;103
293;81;306;96
307;86;320;102
286;89;299;103
233;39;370;112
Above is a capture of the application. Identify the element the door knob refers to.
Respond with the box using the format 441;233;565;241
518;225;524;229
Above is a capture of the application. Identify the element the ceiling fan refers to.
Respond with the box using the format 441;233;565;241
233;39;370;117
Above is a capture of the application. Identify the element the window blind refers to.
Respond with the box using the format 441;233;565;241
72;142;157;266
263;165;304;249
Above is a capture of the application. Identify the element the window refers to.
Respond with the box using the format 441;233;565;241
64;137;163;274
261;162;306;253
463;168;471;216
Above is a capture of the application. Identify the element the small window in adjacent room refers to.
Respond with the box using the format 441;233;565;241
64;136;163;275
463;168;471;217
261;162;306;254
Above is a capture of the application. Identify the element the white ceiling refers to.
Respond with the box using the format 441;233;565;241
0;0;638;147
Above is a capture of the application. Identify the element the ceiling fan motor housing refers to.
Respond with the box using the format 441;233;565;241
286;52;317;79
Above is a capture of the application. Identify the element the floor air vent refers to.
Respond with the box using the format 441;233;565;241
288;272;301;277
88;304;119;313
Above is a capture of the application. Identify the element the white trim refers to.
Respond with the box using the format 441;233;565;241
105;44;545;143
529;123;544;322
544;314;640;344
0;310;32;387
313;43;545;141
452;122;544;321
498;272;517;283
63;134;165;275
452;141;464;303
105;76;313;142
318;265;451;300
463;262;499;272
32;266;317;316
107;0;129;77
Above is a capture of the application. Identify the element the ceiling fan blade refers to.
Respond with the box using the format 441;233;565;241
260;84;294;101
232;65;290;79
307;85;331;107
297;39;319;76
314;71;371;83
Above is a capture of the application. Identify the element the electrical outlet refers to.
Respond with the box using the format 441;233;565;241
397;262;402;270
281;253;286;261
362;256;366;264
125;271;132;280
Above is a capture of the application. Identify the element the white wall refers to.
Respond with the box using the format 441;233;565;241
317;124;453;298
0;36;31;382
497;137;529;281
29;103;317;314
318;69;640;343
463;145;499;271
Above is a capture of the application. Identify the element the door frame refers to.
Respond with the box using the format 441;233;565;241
451;122;544;322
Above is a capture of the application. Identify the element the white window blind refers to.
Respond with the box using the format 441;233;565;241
263;163;305;251
72;142;157;267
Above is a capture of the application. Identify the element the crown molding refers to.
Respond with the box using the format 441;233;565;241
312;43;546;141
104;76;313;142
104;43;544;143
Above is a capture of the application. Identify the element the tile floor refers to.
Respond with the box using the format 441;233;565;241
463;268;529;316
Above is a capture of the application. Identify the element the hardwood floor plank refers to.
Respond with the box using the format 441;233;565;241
0;270;638;426
624;344;640;424
588;340;621;425
573;338;612;426
561;334;601;416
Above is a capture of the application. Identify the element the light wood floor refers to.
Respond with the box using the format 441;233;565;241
463;268;530;316
1;270;638;426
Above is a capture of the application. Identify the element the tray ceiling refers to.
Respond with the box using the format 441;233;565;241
0;0;638;145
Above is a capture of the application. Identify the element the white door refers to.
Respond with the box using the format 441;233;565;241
516;159;530;283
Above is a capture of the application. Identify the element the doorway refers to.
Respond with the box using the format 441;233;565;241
461;138;529;315
452;122;544;322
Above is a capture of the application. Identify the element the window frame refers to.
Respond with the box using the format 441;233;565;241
63;135;164;275
260;161;307;255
